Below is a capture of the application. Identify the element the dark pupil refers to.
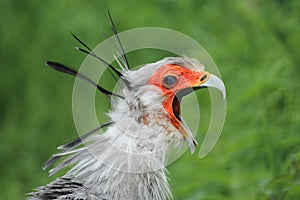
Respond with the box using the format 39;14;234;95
163;75;177;88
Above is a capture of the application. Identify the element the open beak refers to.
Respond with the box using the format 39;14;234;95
175;72;226;153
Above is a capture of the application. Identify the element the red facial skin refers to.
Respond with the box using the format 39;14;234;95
148;64;209;137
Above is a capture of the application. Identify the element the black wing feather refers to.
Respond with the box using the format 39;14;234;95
43;122;114;170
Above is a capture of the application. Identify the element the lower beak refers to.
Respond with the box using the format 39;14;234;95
180;73;226;153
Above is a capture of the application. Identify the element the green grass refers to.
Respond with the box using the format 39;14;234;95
1;0;299;199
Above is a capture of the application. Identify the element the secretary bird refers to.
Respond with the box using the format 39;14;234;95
27;14;226;200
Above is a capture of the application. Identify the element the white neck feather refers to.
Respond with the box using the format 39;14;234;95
62;87;185;199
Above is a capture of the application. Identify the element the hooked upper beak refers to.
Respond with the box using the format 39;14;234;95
178;72;226;153
198;73;226;99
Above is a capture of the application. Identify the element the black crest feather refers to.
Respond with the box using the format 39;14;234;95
46;61;124;99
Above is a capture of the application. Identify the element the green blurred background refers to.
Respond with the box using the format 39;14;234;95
1;0;300;199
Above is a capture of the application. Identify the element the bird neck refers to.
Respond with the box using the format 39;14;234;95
63;88;184;199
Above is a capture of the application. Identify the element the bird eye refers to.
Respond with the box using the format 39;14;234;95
163;75;178;89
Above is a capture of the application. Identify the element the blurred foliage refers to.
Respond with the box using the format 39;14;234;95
1;0;300;199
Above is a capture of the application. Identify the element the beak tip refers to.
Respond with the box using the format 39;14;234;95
222;87;226;100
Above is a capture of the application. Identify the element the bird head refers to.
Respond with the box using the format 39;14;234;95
117;57;226;154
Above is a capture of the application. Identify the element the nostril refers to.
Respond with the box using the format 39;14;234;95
200;74;207;82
